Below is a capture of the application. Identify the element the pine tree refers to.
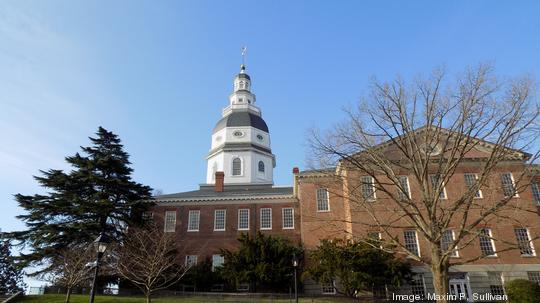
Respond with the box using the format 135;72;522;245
9;127;153;273
0;240;26;294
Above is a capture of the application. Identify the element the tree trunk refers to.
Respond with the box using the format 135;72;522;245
64;287;71;303
430;247;450;303
146;294;151;303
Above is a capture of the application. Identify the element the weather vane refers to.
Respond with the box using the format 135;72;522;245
241;46;247;66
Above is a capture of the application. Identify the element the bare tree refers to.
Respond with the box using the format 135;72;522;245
309;64;539;302
41;244;94;303
116;226;189;303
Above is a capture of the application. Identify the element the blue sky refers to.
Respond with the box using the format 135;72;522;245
1;0;539;269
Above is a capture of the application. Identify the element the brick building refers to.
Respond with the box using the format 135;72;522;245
151;65;540;300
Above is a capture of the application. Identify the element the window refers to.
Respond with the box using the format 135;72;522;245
361;176;376;201
212;255;224;271
258;161;265;173
479;228;496;256
316;188;330;212
501;173;518;197
238;209;249;230
398;176;411;200
430;175;447;199
187;210;200;232
404;230;420;257
260;208;272;230
164;211;176;233
321;281;336;294
515;228;535;256
368;232;382;240
464;173;482;198
232;158;242;176
185;255;198;267
142;211;153;222
532;182;540;205
214;209;226;231
488;272;505;296
527;272;540;285
441;230;458;257
282;208;294;229
410;274;426;298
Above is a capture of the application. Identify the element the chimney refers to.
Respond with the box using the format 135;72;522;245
215;171;225;192
292;167;299;197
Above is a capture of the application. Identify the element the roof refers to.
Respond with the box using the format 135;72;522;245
154;185;294;202
236;73;251;80
213;111;269;133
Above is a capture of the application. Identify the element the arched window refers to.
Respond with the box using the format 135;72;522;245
232;158;242;176
258;161;265;173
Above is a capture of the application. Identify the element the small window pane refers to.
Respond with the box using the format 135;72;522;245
164;211;176;233
464;173;482;198
441;230;458;257
321;281;336;294
410;274;426;297
527;272;540;285
479;228;496;256
214;209;226;231
258;161;265;173
515;228;535;256
488;272;505;296
501;173;517;197
361;176;376;201
282;208;294;229
212;254;224;271
404;230;420;257
232;158;242;176
260;208;272;229
185;255;198;267
188;210;200;231
238;209;249;230
531;183;540;205
430;175;447;199
398;176;411;200
316;188;330;212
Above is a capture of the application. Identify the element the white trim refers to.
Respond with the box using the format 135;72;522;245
231;156;243;177
282;207;294;229
237;208;250;231
185;255;198;267
187;210;200;232
316;188;330;212
501;172;519;198
260;208;272;230
214;209;226;231
464;173;483;199
398;175;412;199
164;211;176;233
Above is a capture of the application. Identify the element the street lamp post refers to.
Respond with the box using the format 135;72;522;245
292;253;299;303
89;232;111;303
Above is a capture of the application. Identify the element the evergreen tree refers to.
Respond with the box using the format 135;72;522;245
0;239;26;294
9;127;153;273
220;232;302;292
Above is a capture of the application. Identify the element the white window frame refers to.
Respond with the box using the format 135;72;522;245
361;176;376;201
479;228;497;257
282;208;294;229
164;211;176;233
316;188;330;212
258;160;265;173
260;208;272;230
410;274;426;298
464;173;483;199
430;174;447;199
501;172;519;198
232;157;243;176
404;230;421;257
398;176;411;200
212;254;224;271
321;280;336;294
185;255;198;267
527;271;540;285
515;227;536;256
214;209;226;231
187;210;200;232
441;230;459;257
531;182;540;206
488;272;505;296
238;209;250;231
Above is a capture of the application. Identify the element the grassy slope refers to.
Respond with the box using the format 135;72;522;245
17;294;353;303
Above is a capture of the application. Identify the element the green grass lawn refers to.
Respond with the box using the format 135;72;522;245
16;294;356;303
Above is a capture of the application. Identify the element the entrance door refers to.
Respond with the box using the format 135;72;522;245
449;278;472;302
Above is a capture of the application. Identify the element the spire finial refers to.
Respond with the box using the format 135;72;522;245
240;46;247;73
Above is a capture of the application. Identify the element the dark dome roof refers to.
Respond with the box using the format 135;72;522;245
213;111;269;133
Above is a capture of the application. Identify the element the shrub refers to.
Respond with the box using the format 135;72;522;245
505;279;540;303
